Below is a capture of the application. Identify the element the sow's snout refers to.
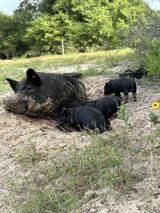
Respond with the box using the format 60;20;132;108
2;93;56;118
3;93;27;114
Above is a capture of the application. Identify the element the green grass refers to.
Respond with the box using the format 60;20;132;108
0;48;135;93
0;48;133;68
79;66;106;77
148;112;159;125
15;142;46;166
7;131;142;213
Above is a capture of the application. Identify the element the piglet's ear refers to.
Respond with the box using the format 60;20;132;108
26;68;42;86
63;108;69;117
63;107;73;117
63;107;74;124
6;78;18;92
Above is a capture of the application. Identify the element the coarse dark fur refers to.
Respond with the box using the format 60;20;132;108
57;105;109;132
84;95;121;120
104;78;137;103
4;68;87;118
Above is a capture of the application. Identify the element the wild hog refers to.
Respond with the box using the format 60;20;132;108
85;95;121;119
57;105;109;132
3;68;87;118
104;78;137;103
119;67;147;79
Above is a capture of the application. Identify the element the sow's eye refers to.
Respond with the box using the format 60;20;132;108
26;85;34;92
27;85;33;90
20;85;33;92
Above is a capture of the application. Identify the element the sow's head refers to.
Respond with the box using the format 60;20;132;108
3;68;87;118
6;68;48;102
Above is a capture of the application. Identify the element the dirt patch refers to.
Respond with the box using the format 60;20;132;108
0;66;160;212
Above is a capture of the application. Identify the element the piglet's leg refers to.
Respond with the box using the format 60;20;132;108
115;92;121;98
132;92;137;102
124;93;129;103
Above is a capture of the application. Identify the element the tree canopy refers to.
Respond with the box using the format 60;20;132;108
0;0;151;58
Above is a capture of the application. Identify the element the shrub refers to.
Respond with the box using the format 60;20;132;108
144;41;160;75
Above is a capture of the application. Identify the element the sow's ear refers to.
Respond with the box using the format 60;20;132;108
104;82;109;89
6;78;18;92
26;68;42;86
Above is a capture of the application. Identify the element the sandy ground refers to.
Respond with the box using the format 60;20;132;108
0;63;160;212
